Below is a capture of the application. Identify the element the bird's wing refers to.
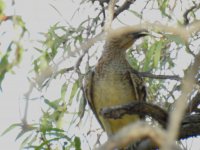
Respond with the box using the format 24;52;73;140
83;70;104;130
129;70;147;102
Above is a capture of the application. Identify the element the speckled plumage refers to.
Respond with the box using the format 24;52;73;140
84;27;147;136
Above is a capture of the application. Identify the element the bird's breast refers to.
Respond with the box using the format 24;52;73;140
93;70;136;109
93;70;139;135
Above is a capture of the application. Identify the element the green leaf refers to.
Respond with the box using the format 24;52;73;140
16;16;27;31
74;136;81;150
78;96;86;118
158;0;171;19
15;43;24;64
160;0;168;12
143;43;154;71
45;128;71;141
1;123;21;136
16;130;27;140
15;125;36;140
36;138;61;149
141;39;148;50
164;34;185;45
143;40;166;70
61;83;68;99
129;9;142;19
20;133;33;149
153;47;161;67
40;115;53;132
69;80;79;105
34;47;44;53
24;134;38;149
46;127;65;133
153;41;163;68
126;56;138;70
0;0;5;14
0;54;10;87
44;98;61;110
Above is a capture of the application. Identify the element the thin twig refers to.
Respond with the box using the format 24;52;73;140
161;54;200;150
104;0;116;31
22;82;34;124
56;32;105;67
54;66;74;77
183;4;200;25
131;70;181;80
114;0;136;18
96;122;166;150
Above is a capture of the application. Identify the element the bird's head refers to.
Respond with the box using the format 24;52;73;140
105;26;148;50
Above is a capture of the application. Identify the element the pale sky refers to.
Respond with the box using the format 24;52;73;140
0;0;78;149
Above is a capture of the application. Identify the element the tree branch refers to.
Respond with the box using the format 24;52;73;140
186;92;200;113
100;102;168;128
136;116;200;150
54;66;74;77
180;114;200;139
104;0;116;31
96;122;167;150
162;53;200;150
114;0;136;18
131;69;181;80
99;101;200;149
183;4;200;25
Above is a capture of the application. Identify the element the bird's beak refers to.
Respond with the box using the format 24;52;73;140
132;30;148;39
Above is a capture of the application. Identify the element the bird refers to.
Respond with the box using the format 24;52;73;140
84;26;147;137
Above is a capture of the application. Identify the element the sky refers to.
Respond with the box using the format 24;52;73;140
0;0;200;150
0;0;78;149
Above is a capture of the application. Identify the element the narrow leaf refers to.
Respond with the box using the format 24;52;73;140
61;83;68;99
74;136;81;150
164;34;185;45
69;81;79;105
1;123;21;136
153;42;163;67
